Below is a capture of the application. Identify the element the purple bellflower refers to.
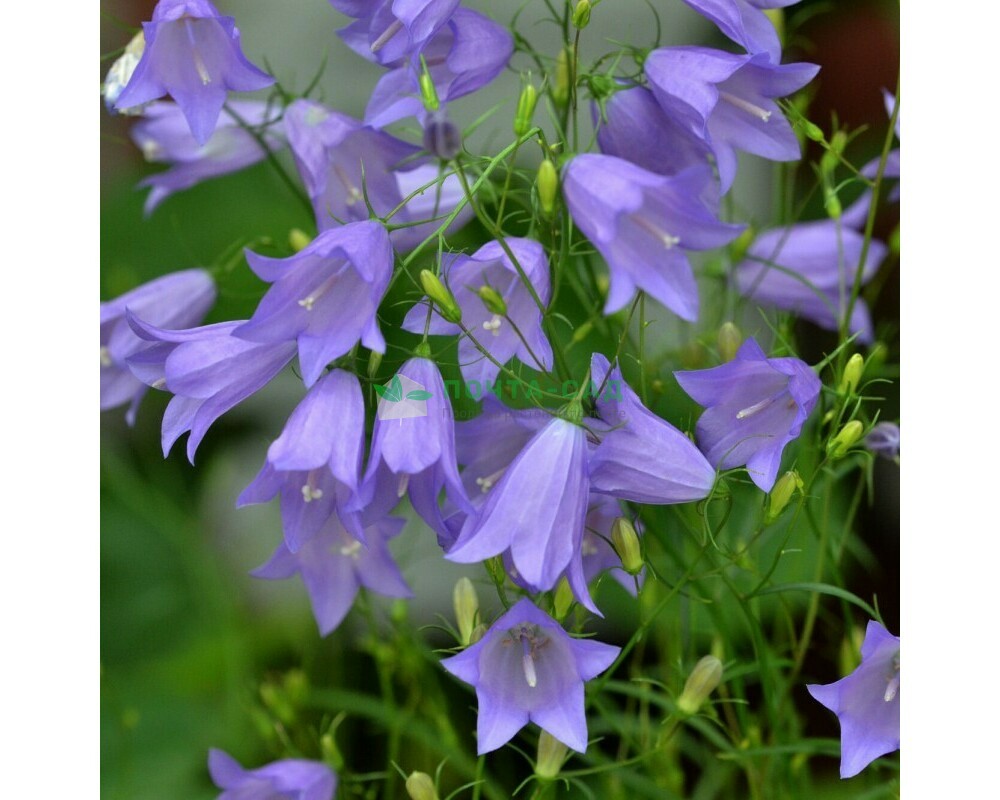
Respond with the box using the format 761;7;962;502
253;513;411;636
807;621;900;778
238;370;366;552
644;47;818;192
101;269;216;425
113;0;275;145
402;238;553;384
334;0;460;67
680;0;802;63
131;100;285;215
563;155;744;319
125;317;296;462
674;338;821;491
842;90;900;227
589;353;717;503
734;220;887;343
208;748;337;800
235;220;394;387
865;421;900;461
441;597;619;754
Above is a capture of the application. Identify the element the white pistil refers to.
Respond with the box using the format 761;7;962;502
884;654;900;702
719;91;771;122
333;164;364;206
339;540;362;558
100;346;113;368
185;19;212;85
633;215;680;249
370;18;403;53
301;472;324;503
482;315;503;337
474;468;506;494
581;536;599;557
520;631;538;688
298;273;339;312
736;395;776;420
397;472;410;498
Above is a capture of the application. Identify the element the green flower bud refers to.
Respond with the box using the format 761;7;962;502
553;577;574;621
552;48;571;107
453;577;479;646
321;732;345;772
419;269;462;324
514;81;538;137
419;67;439;113
289;228;312;252
729;226;755;263
572;0;591;30
405;771;439;800
367;350;383;379
477;285;507;316
796;117;824;143
821;131;847;176
839;353;864;395
765;470;803;523
824;189;842;220
827;420;864;459
611;517;643;575
535;730;569;779
676;655;724;716
468;622;488;644
570;320;593;344
717;322;742;362
537;159;559;217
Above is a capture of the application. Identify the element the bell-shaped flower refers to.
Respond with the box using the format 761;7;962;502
441;598;619;754
235;220;393;387
447;417;589;590
125;317;296;462
563;155;744;319
402;238;553;383
807;621;900;778
113;0;275;145
131;100;286;215
589;353;717;503
842;90;900;227
252;512;411;636
865;421;900;462
674;338;821;491
680;0;802;63
101;269;216;425
733;219;887;343
238;370;366;552
645;47;818;192
208;748;337;800
333;0;460;67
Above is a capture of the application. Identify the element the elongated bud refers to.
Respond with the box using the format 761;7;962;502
423;111;461;160
717;322;742;362
514;81;538;137
572;0;591;29
420;269;462;324
799;118;825;143
477;285;507;316
537;159;559;217
535;730;569;779
468;622;488;644
839;353;864;395
824;189;842;220
611;517;643;575
766;470;803;523
552;47;571;107
677;655;724;716
320;732;345;772
453;577;479;646
553;577;574;621
367;350;383;379
571;320;593;344
289;228;312;252
419;58;440;113
827;420;864;459
821;131;847;176
729;226;755;263
406;772;439;800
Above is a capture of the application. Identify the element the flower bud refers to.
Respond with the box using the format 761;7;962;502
552;48;572;107
827;420;864;459
839;353;864;395
320;732;345;772
420;269;462;324
676;655;724;716
572;0;592;29
729;226;755;263
717;322;742;362
469;622;488;644
477;285;507;316
423;111;461;160
821;131;847;176
514;81;538;137
799;118;825;143
537;159;559;217
535;730;569;779
570;320;593;344
419;62;440;113
553;577;574;621
611;517;643;575
453;577;479;646
367;350;383;379
288;228;312;252
824;188;842;220
765;470;803;523
405;772;439;800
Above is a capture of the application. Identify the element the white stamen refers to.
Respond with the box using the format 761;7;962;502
397;472;410;498
185;19;212;85
334;164;364;206
581;536;599;557
474;468;506;494
884;653;900;702
482;315;503;337
100;346;113;368
300;473;323;503
298;273;339;312
736;395;776;420
298;296;316;311
371;19;403;53
719;91;772;122
520;632;538;688
339;540;362;558
633;215;680;249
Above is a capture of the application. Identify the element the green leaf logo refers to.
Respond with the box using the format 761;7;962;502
375;375;404;402
405;390;433;401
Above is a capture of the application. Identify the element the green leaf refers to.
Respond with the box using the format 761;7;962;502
405;390;432;401
751;582;880;620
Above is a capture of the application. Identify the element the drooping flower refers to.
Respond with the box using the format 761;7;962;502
235;220;394;387
113;0;275;145
402;238;553;384
238;370;366;551
208;748;337;800
807;621;900;778
842;90;900;227
563;155;744;320
680;0;802;63
674;338;821;491
733;219;887;342
589;353;717;503
253;513;411;636
441;597;619;754
333;0;460;67
644;47;818;192
125;317;296;462
131;99;285;215
101;269;216;425
865;421;900;461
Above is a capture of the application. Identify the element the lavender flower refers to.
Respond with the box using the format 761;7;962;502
235;220;394;387
674;338;821;491
402;238;553;383
807;621;900;778
645;47;818;191
680;0;803;63
334;0;460;67
208;748;336;800
101;269;216;425
131;100;285;215
563;155;744;319
125;317;296;462
113;0;275;145
440;598;619;753
734;220;887;342
865;422;900;461
253;513;411;636
238;370;366;551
